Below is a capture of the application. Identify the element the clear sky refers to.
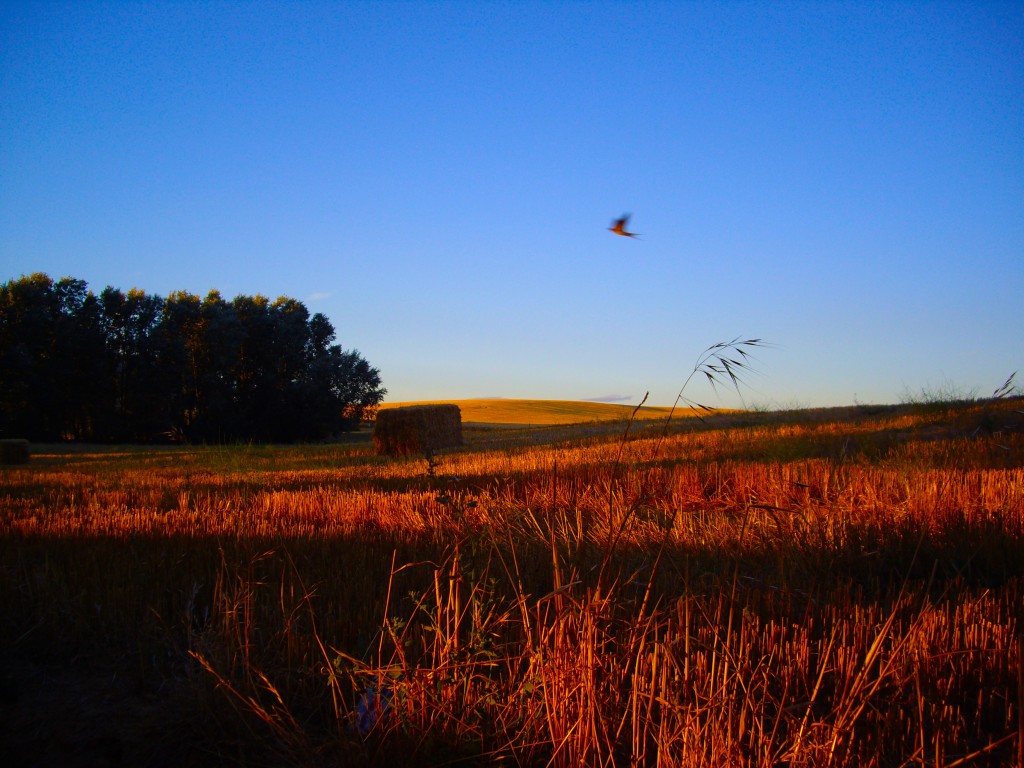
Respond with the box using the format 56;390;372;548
2;1;1021;408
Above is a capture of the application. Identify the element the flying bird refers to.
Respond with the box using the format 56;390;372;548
609;214;640;238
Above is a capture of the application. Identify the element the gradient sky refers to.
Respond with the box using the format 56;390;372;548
2;1;1021;408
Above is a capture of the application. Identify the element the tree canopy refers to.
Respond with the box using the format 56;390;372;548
0;273;386;442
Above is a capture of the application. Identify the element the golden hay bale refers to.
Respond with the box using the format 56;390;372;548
0;439;30;465
373;405;462;457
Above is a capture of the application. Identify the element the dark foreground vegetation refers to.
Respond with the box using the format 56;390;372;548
1;398;1022;766
0;273;385;443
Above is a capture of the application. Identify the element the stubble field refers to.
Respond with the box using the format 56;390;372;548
1;398;1022;767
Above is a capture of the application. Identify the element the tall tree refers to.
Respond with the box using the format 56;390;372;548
0;274;386;442
99;286;168;440
0;274;107;439
159;291;204;433
53;277;108;440
191;290;243;441
0;274;61;438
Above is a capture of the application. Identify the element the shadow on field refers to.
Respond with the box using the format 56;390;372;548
2;397;1022;766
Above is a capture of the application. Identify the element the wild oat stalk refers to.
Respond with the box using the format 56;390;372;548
671;337;769;417
601;338;770;588
991;370;1018;400
649;337;770;469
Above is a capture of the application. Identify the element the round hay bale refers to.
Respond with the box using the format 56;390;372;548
373;405;462;457
0;439;30;465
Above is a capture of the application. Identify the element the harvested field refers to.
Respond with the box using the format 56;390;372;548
1;398;1022;766
378;397;707;426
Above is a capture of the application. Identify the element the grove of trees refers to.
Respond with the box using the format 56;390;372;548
0;273;386;443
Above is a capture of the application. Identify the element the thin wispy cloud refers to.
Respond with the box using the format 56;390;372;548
585;394;633;403
307;291;331;302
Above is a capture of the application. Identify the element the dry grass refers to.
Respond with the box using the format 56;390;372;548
1;397;1022;766
379;398;706;425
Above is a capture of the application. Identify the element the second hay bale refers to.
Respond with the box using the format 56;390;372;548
373;405;462;457
0;439;30;465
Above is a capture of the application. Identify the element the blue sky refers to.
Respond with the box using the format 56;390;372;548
2;1;1021;408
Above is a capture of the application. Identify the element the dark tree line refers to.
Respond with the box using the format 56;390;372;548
0;273;386;443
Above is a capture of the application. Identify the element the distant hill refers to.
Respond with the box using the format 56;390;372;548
377;398;702;426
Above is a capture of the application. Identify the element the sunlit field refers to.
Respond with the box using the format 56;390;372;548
2;398;1022;767
380;398;690;425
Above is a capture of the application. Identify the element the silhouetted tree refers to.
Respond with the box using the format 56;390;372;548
0;274;108;439
159;290;204;433
100;287;165;439
0;274;63;439
0;273;386;442
54;277;108;440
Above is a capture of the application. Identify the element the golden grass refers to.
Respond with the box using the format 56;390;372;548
1;398;1022;765
379;397;702;425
